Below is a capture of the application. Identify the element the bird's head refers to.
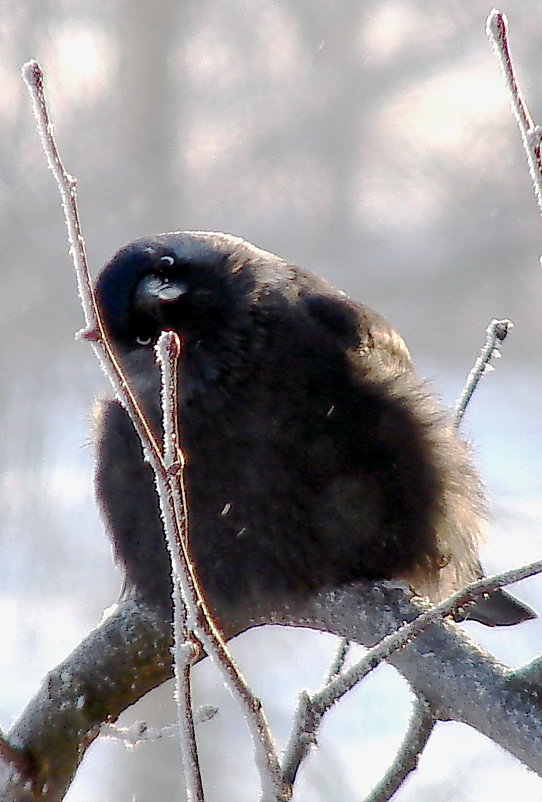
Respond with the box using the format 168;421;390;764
94;231;296;402
96;231;274;351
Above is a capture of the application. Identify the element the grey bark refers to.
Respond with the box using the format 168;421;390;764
1;581;541;801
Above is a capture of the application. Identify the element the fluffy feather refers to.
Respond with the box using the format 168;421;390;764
94;232;535;627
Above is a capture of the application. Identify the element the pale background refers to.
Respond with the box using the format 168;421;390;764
1;1;542;800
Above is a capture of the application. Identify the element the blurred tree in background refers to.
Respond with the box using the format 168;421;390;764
1;2;542;799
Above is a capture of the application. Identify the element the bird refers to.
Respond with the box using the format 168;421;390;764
93;230;535;631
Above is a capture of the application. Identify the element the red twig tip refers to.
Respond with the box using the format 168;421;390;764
487;8;542;216
487;9;507;43
21;59;43;89
163;329;183;360
487;10;534;132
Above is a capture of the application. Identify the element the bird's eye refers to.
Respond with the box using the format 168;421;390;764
135;334;153;346
160;255;175;266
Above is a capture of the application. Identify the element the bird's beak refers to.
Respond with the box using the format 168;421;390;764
134;274;188;310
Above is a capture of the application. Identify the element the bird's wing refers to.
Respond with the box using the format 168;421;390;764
296;280;412;378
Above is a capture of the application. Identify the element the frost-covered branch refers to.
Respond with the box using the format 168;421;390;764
454;318;513;426
101;705;218;749
282;687;436;798
487;10;542;214
0;731;33;790
280;559;542;786
362;694;434;802
320;309;513;784
156;332;287;801
3;600;174;802
3;569;542;801
21;60;164;474
318;559;542;709
275;579;542;776
311;312;514;794
20;57;206;802
315;310;515;793
283;560;542;782
155;331;203;802
156;333;284;799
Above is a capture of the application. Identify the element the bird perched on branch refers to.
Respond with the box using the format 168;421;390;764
94;231;535;629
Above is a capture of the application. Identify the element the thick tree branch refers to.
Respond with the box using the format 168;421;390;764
3;599;173;802
3;577;542;801
278;559;542;786
272;581;542;774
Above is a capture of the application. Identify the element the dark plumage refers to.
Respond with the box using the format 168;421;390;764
94;231;535;629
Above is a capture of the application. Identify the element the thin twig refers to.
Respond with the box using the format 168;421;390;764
454;318;513;426
22;57;202;802
22;58;288;802
318;311;513;793
155;331;287;801
287;314;516;785
361;694;434;802
156;331;204;802
101;721;180;748
326;638;351;683
21;59;165;474
487;10;542;214
101;706;219;749
281;558;542;784
320;316;512;793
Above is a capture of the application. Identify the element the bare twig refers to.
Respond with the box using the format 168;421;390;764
326;638;351;683
21;59;165;474
288;314;516;788
21;57;204;802
155;331;204;802
361;694;434;802
22;59;287;802
280;691;316;788
322;316;514;782
487;10;542;215
154;339;287;802
101;720;180;749
280;684;434;797
454;318;513;426
318;558;542;713
315;311;513;793
330;311;516;797
101;706;218;750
